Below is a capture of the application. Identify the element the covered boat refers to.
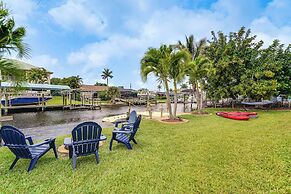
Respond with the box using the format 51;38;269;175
1;96;52;106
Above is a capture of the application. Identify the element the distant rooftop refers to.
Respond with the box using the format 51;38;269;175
80;85;109;92
5;59;53;73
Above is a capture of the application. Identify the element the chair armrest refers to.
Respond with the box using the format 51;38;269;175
112;130;133;134
115;119;128;127
28;138;54;148
25;136;34;145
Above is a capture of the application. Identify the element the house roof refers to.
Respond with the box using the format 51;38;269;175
5;59;53;73
1;82;70;90
79;85;109;92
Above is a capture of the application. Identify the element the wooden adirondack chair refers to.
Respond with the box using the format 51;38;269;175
71;122;102;169
115;110;137;129
109;115;141;150
0;125;58;172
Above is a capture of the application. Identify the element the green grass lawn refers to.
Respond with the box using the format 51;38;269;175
46;96;110;106
46;96;69;106
0;109;290;193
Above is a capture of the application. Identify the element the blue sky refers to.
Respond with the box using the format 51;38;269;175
3;0;291;90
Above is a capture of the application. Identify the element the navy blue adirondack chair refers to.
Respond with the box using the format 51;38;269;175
109;115;142;150
0;125;58;172
115;110;137;129
71;122;102;169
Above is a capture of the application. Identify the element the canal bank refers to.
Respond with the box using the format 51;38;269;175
3;103;195;140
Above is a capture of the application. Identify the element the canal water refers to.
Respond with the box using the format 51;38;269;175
2;103;192;140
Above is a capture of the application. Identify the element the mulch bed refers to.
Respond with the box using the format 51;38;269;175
159;118;189;124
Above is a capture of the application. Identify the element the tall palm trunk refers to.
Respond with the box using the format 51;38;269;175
192;82;202;113
196;82;203;113
106;78;109;86
164;79;173;119
173;80;178;118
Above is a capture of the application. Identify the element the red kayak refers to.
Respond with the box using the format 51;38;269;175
216;112;257;120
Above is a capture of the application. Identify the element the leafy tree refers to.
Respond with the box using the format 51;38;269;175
141;45;174;119
107;86;120;103
169;48;190;117
272;42;291;97
101;68;113;86
205;27;264;104
27;68;49;84
95;81;107;86
51;77;63;85
62;76;83;89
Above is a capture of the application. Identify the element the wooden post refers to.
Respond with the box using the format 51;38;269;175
4;93;8;115
41;92;45;111
69;92;72;106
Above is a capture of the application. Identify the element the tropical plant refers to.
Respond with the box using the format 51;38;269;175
62;76;83;89
157;84;162;91
205;27;265;104
168;49;190;117
101;68;113;86
95;81;107;86
186;56;213;113
141;45;174;119
51;77;63;85
177;35;207;112
180;83;188;89
106;86;120;103
27;68;49;84
0;2;30;83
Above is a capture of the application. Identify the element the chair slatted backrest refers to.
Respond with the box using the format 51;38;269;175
72;122;102;156
129;115;142;141
0;126;32;159
128;111;137;124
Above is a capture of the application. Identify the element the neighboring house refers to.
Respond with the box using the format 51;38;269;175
79;85;109;99
118;86;137;98
1;59;52;84
137;88;156;99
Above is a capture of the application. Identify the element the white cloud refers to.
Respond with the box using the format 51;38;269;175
3;0;37;24
48;0;106;35
22;54;59;74
65;0;291;89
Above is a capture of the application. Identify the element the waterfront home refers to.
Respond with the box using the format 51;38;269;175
1;59;52;84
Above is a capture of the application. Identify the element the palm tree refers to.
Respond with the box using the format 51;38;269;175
186;56;212;113
27;68;49;84
177;35;208;112
141;45;174;119
0;3;30;82
157;84;162;92
101;68;113;86
180;83;188;89
177;35;206;60
169;49;190;117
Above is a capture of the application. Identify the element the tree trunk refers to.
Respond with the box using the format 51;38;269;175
173;80;178;118
107;78;109;86
164;80;173;119
199;90;203;113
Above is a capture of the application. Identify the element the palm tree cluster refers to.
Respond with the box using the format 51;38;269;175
141;35;211;119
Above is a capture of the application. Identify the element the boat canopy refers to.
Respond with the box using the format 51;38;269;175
0;82;70;91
